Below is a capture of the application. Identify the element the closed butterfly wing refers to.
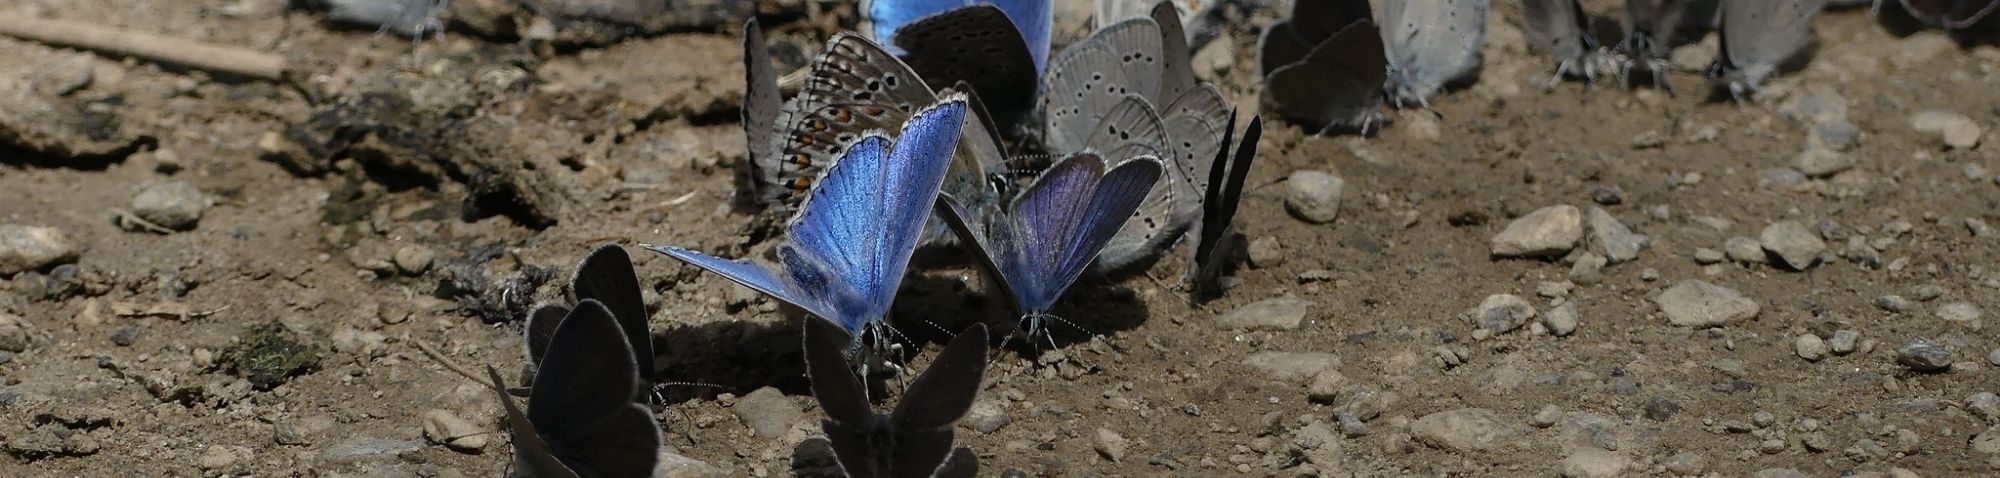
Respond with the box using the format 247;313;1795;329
570;245;654;389
1710;0;1822;98
1042;18;1165;153
802;316;880;477
887;324;990;477
1522;0;1599;81
524;300;661;477
486;367;577;478
1261;20;1387;133
1085;98;1195;274
1160;85;1228;198
935;82;1010;230
1188;115;1260;296
1150;1;1201;104
868;0;1052;72
522;303;568;371
1897;0;2000;28
892;4;1042;127
740;18;786;208
1292;0;1376;42
1380;0;1490;108
1097;0;1201;28
774;33;939;208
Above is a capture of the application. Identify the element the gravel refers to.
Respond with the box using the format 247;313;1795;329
1654;280;1760;327
1558;447;1627;478
1242;352;1342;383
1896;340;1954;371
1830;330;1860;355
0;225;80;276
1910;110;1982;149
732;386;800;438
1724;236;1765;264
1793;147;1852;177
1470;294;1536;334
1214;296;1315;331
1795;334;1829;362
1542;302;1580;337
1586;207;1647;263
1246;236;1283;268
965;400;1010;433
1935;302;1982;323
420;409;489;452
1411;408;1514;452
1492;205;1585;258
129;181;210;231
1760;221;1826;270
1093;428;1128;462
1283;171;1344;224
0;314;33;353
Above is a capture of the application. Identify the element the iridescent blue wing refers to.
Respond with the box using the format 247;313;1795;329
934;193;1026;312
642;245;843;327
1008;154;1106;310
1033;155;1164;310
786;99;968;320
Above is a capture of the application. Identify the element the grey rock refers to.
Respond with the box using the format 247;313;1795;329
1471;294;1536;335
1590;186;1623;205
1655;280;1760;327
1937;302;1983;323
1760;221;1826;270
1492;205;1585;258
1913;284;1945;301
1215;296;1315;331
1830;330;1860;355
1542;302;1580;337
1965;218;1994;238
1845;236;1882;268
1896;340;1954;371
732;386;800;438
1586;207;1647;263
0;314;32;353
1753;468;1810;478
1974;426;2000;454
1989;348;2000;366
1569;252;1607;285
393;245;435;276
1094;428;1128;462
1910;110;1982;149
1662;451;1706;475
1246;236;1284;268
1530;405;1563;428
1809;118;1862;152
1876;295;1915;313
1242;352;1341;383
1795;334;1829;362
1778;86;1847;123
1558;447;1627;478
1966;392;2000;422
1693;248;1726;265
318;439;426;463
420;409;488;452
109;326;141;347
130;181;210;231
1306;368;1348;402
1283;171;1344;224
1535;281;1574;298
1759;168;1807;190
0;225;80;276
1410;408;1514;452
1724;236;1765;263
656;448;728;478
1793;147;1852;177
965;400;1010;433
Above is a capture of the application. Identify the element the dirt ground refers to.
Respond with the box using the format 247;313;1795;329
2;0;1998;476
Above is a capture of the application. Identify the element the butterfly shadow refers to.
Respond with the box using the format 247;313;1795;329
789;437;979;478
651;318;811;402
1873;5;2000;46
889;270;1155;362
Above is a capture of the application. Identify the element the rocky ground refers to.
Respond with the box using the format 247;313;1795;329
1;0;1998;477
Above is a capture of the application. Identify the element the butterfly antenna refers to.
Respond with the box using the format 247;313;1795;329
1143;271;1196;307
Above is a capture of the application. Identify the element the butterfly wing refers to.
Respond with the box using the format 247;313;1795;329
934;193;1029;314
888;323;990;476
1087;97;1191;274
570;245;654;387
1041;18;1165;154
527;300;662;477
893;5;1041;127
1262;21;1387;131
775;33;939;208
486;366;580;478
1381;0;1490;106
1150;1;1199;104
803;316;883;477
1714;0;1821;90
1016;154;1165;311
786;99;969;323
644;244;847;328
741;18;785;207
523;303;569;370
1942;0;2000;28
1523;0;1595;65
1189;115;1261;294
1293;0;1376;41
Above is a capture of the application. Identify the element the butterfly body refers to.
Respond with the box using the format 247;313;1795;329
652;98;970;375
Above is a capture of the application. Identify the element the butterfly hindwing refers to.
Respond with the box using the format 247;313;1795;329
525;299;661;477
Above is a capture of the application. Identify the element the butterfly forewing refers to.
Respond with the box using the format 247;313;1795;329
570;245;654;386
525;300;661;477
1042;18;1166;153
743;18;785;204
894;5;1041;127
1261;20;1387;131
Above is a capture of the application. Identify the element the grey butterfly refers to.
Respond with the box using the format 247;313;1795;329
1257;0;1385;134
1522;0;1600;86
1877;0;2000;29
1707;0;1824;101
1616;0;1687;92
1042;10;1230;274
748;32;1010;247
313;0;448;41
1380;0;1491;109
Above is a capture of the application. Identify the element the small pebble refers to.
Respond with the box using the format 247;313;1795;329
1965;392;2000;422
1795;334;1829;362
0;314;32;353
1306;368;1348;403
1246;236;1284;268
1662;452;1706;475
0;225;80;276
109;326;141;347
1966;218;1995;238
1587;207;1647;263
1693;248;1726;265
129;181;210;231
1471;294;1537;334
1094;428;1128;462
1569;253;1607;285
1896;340;1954;371
393;245;435;276
420;409;489;452
1590;186;1623;205
1937;302;1982;323
1724;237;1765;263
1910;110;1982;149
965;400;1010;433
1492;205;1585;258
1793;147;1852;177
1542;302;1579;337
1558;447;1627;478
1830;330;1860;355
1283;171;1344;224
1215;296;1315;331
1760;220;1826;270
1809;118;1862;152
1987;348;2000;366
1530;405;1563;428
732;387;801;438
1876;295;1915;313
198;446;240;470
1912;284;1945;301
1654;280;1759;327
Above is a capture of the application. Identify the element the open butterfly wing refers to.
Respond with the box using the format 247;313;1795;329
891;324;990;431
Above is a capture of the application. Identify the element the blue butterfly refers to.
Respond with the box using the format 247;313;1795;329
864;0;1052;127
934;152;1164;343
646;97;969;375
